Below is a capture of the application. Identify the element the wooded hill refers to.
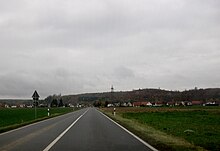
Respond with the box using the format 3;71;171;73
1;88;220;107
60;88;220;105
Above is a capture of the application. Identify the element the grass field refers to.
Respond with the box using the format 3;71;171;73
102;106;220;151
0;107;74;133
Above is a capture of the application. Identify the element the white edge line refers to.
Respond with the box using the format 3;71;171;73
98;110;158;151
43;109;89;151
0;109;82;136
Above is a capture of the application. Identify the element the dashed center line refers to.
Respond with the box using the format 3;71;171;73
43;109;89;151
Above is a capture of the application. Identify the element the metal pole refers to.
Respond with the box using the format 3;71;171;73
32;90;39;120
35;99;37;119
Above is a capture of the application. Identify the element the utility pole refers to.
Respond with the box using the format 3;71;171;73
111;85;116;115
111;85;114;93
111;85;114;103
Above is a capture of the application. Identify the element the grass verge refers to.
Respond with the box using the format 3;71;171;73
123;110;219;151
101;108;211;151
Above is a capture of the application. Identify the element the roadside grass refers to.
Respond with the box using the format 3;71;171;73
101;107;220;151
0;107;75;133
123;110;220;151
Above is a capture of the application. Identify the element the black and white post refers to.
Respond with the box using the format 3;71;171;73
48;108;50;116
113;107;116;116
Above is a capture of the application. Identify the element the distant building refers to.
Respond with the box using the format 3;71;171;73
146;102;152;106
205;102;219;106
153;101;164;107
133;101;151;107
68;103;74;107
0;103;3;108
182;101;192;106
107;103;114;107
192;101;203;105
113;102;120;107
166;101;175;106
5;104;10;108
19;104;26;108
127;102;133;107
121;102;127;107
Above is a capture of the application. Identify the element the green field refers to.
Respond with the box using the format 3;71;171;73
0;107;74;133
102;107;220;151
123;110;220;151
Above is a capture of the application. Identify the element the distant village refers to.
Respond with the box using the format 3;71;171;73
104;100;219;108
0;100;219;109
0;87;220;108
0;101;85;109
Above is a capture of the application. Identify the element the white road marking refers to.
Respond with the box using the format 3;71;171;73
98;110;158;151
43;109;89;151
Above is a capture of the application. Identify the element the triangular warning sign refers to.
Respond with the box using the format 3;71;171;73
32;90;40;100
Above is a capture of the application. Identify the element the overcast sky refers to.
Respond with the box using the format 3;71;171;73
0;0;219;99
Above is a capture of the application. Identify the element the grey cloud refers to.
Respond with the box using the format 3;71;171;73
0;72;37;98
113;66;135;80
0;0;220;98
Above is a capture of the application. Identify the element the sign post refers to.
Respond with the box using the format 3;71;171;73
32;90;40;119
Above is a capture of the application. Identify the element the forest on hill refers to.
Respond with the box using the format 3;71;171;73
1;88;220;107
56;88;220;105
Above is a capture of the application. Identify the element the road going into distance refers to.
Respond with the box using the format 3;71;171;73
0;108;157;151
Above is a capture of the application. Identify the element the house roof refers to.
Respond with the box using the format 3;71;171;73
192;101;203;105
133;101;148;106
167;101;175;105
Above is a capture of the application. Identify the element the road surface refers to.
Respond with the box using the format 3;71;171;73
0;108;157;151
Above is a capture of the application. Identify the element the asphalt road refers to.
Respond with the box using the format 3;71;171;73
0;108;156;151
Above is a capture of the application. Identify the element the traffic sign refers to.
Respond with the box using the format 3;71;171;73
32;90;40;119
32;90;40;100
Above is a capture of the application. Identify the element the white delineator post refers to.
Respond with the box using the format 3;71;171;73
113;107;116;116
48;108;50;116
